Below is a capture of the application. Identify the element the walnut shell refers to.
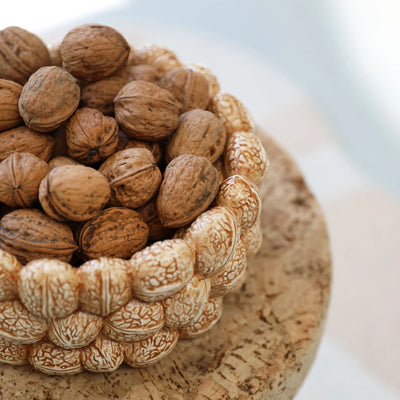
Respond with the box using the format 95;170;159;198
39;165;111;222
18;259;79;320
0;152;49;208
65;107;119;164
129;239;194;302
159;67;209;112
0;336;29;365
166;109;226;163
241;218;263;257
78;258;131;316
18;66;80;132
0;126;55;162
157;154;219;228
114;81;180;141
0;79;22;132
78;207;149;259
99;148;161;209
0;209;77;264
48;156;79;170
186;63;220;98
116;64;161;83
0;250;22;301
80;76;128;115
60;24;130;81
0;26;50;85
117;131;162;163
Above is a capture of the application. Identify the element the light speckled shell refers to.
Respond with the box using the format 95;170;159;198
186;63;220;97
130;239;194;302
216;175;262;233
241;219;263;257
124;328;179;367
0;336;29;365
103;299;164;342
47;311;102;349
30;340;83;375
78;258;131;316
0;300;47;343
210;240;247;298
17;259;78;320
225;131;269;187
81;335;124;372
0;250;22;301
209;92;255;136
180;297;224;338
163;275;210;329
182;206;239;277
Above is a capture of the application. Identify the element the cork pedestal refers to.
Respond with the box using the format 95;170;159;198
0;132;331;400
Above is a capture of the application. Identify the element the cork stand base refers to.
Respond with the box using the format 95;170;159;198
0;131;331;400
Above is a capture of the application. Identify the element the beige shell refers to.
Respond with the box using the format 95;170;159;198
0;336;29;365
17;259;79;320
216;175;262;233
209;92;255;137
180;297;224;338
47;311;102;349
81;335;124;372
209;240;247;298
78;258;131;316
130;43;182;74
182;206;239;277
0;300;47;343
124;328;179;367
163;275;210;329
103;299;164;342
0;250;22;301
0;79;22;132
186;63;220;97
48;156;79;170
241;218;263;257
130;239;194;302
30;340;83;375
225;130;268;186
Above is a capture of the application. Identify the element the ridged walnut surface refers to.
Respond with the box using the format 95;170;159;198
0;132;331;399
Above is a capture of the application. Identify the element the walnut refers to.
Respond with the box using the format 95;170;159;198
186;63;220;98
0;250;22;301
0;79;22;132
0;336;29;365
117;131;162;163
0;26;50;85
0;152;49;208
80;76;128;115
116;64;161;83
159;67;209;113
157;154;219;228
77;207;149;259
18;66;80;133
0;126;55;162
99;148;161;209
166;109;226;163
241;218;263;257
48;156;79;170
0;209;77;264
39;165;111;222
114;81;180;141
65;107;119;164
60;24;130;81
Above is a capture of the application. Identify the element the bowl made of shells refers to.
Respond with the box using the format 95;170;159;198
0;24;268;375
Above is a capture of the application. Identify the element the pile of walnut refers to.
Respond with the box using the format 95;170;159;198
0;24;268;374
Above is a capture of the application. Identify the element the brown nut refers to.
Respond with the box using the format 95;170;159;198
60;24;130;81
99;148;161;209
0;209;77;264
0;26;50;85
78;207;149;259
166;109;226;163
80;76;128;115
159;67;209;112
130;239;194;302
78;257;131;316
0;79;22;132
0;250;22;301
18;259;79;320
0;336;29;365
0;126;55;162
157;154;219;228
186;63;220;98
117;131;162;163
114;80;180;141
213;157;226;186
0;152;49;208
65;107;119;164
116;64;161;83
39;165;111;222
48;156;79;170
18;66;80;133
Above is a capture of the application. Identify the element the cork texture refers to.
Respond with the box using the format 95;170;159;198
0;132;331;400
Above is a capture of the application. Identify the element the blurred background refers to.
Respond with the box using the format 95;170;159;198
2;1;400;398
